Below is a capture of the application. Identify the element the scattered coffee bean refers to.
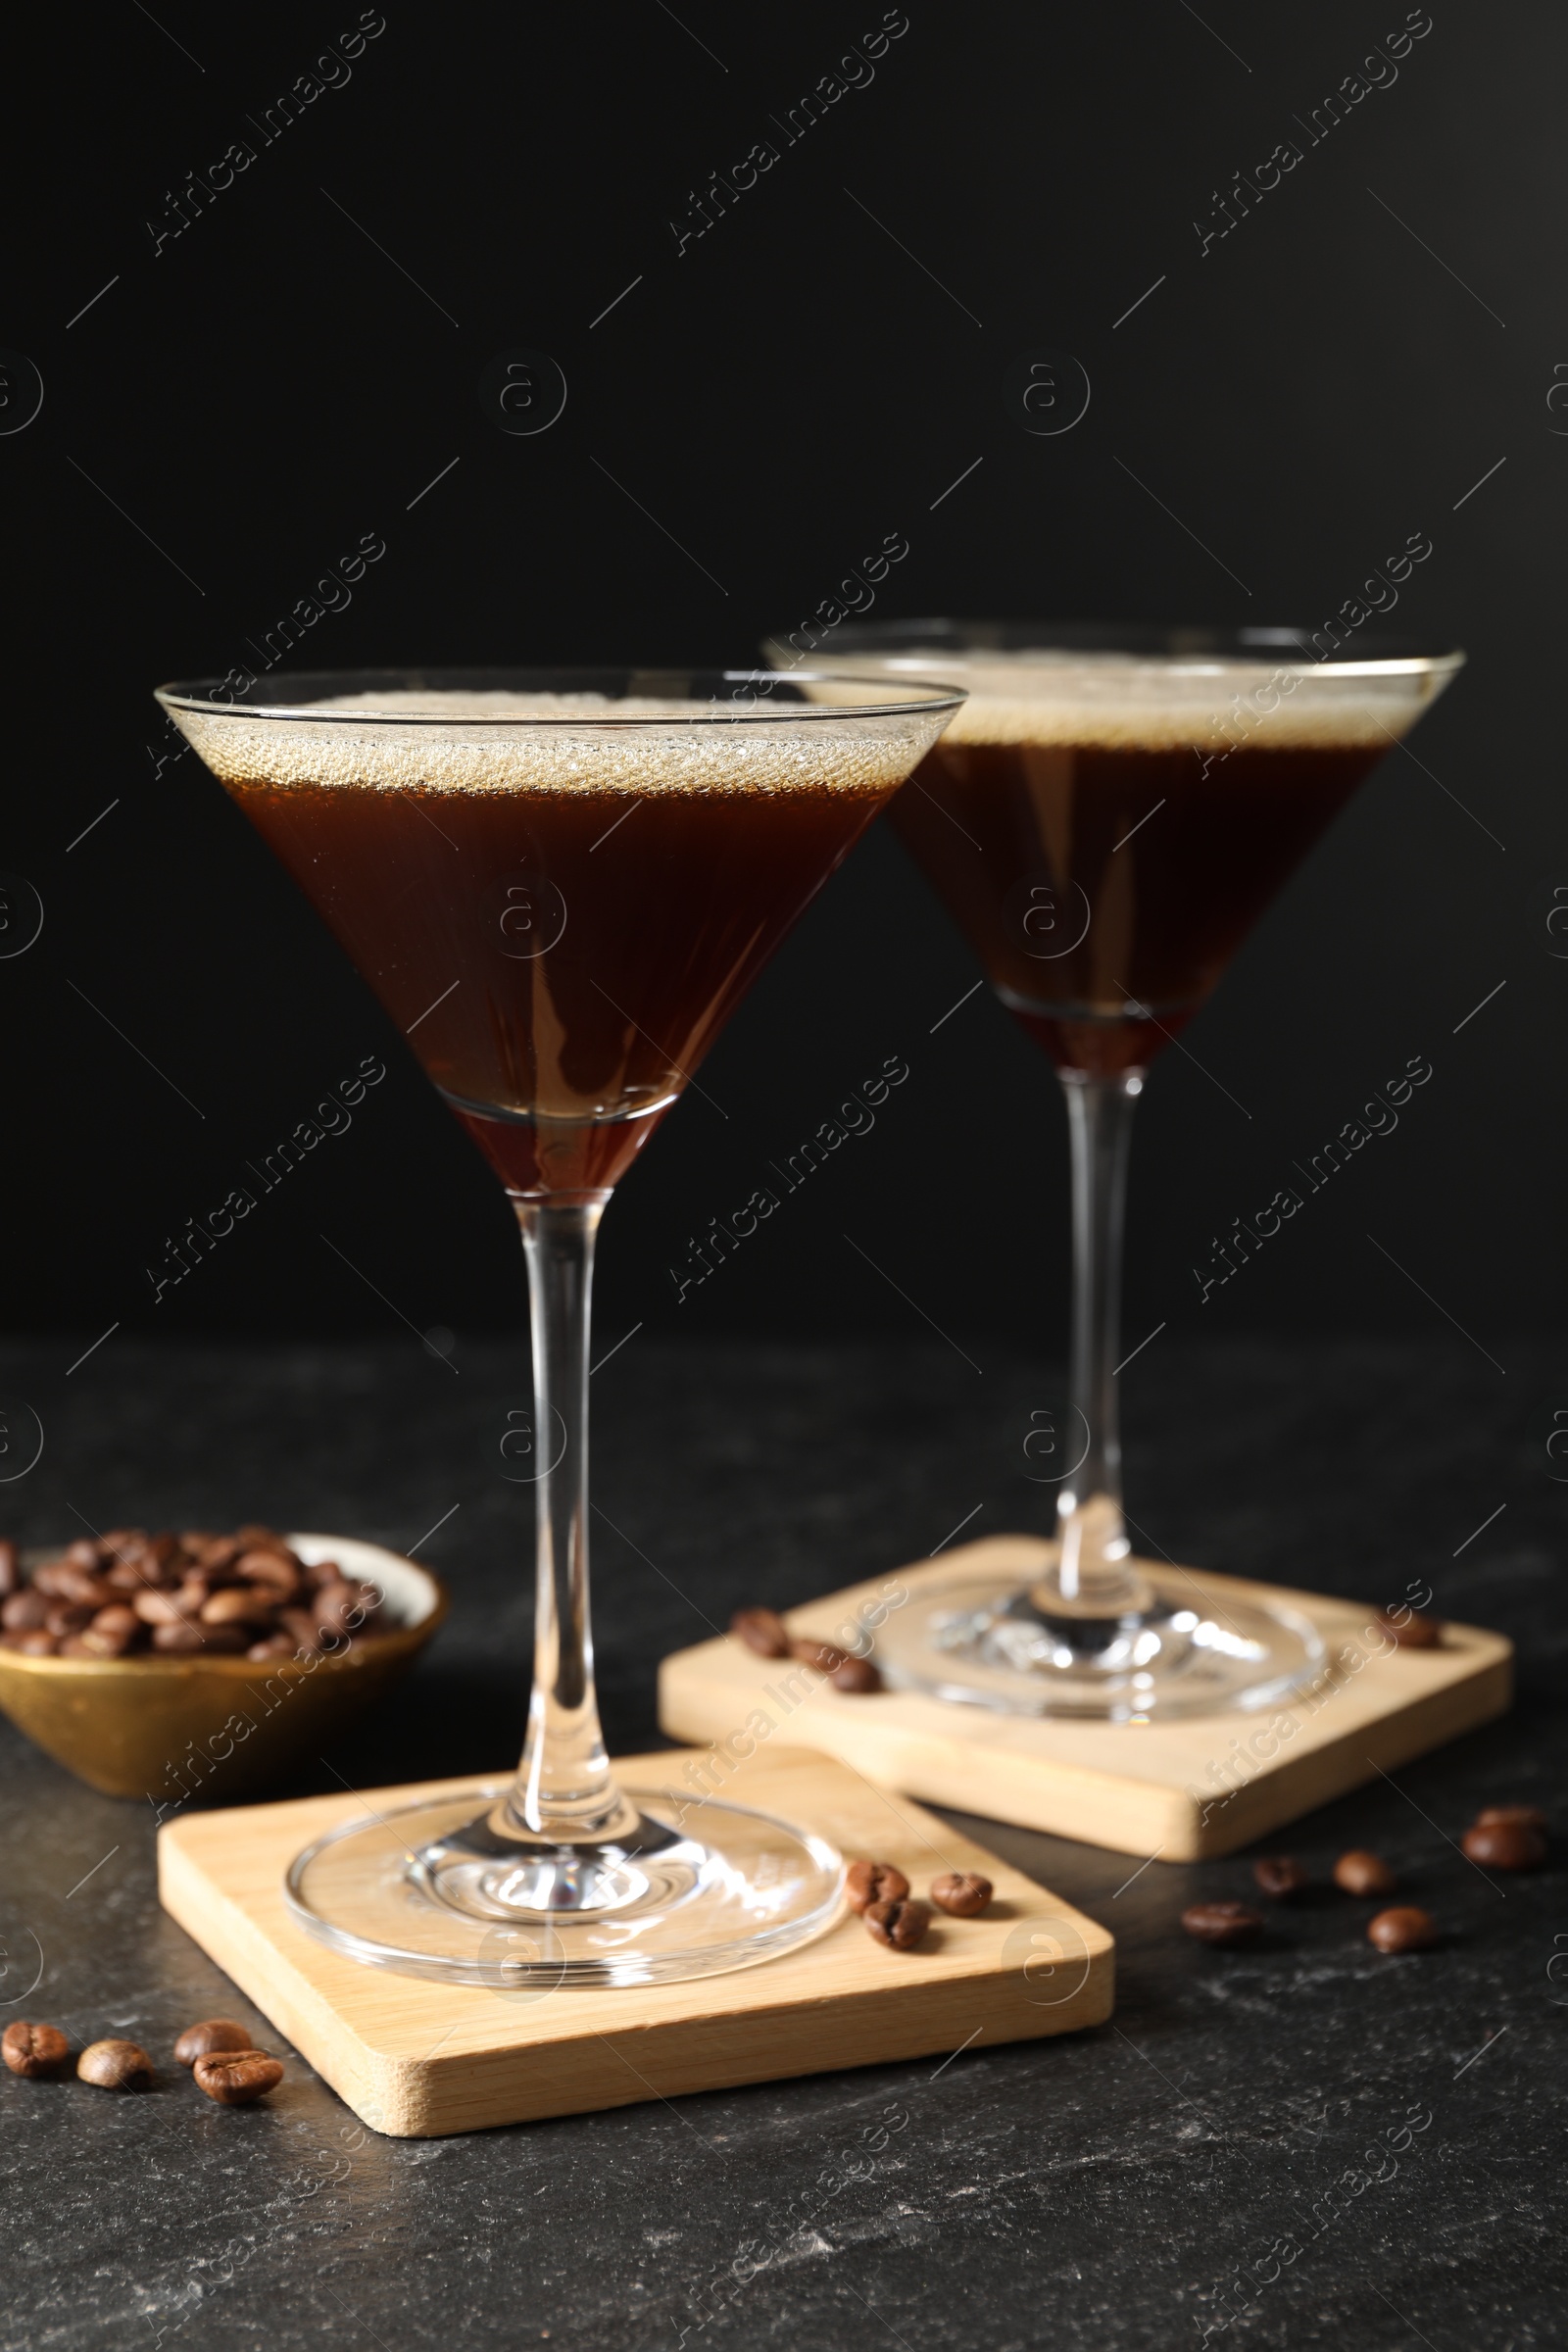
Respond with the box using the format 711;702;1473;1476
1252;1855;1307;1901
846;1859;910;1914
193;2050;285;2105
864;1897;931;1951
1367;1906;1438;1954
791;1638;847;1674
0;1526;389;1660
1333;1849;1396;1897
1474;1804;1547;1834
830;1656;883;1693
1461;1820;1546;1871
930;1872;993;1917
76;2038;154;2091
1373;1609;1443;1648
2;2021;70;2077
1182;1901;1263;1947
173;2018;254;2068
730;1606;791;1659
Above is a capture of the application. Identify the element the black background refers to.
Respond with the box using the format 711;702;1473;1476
4;0;1559;1367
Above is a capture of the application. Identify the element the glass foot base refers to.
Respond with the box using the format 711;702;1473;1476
875;1573;1325;1720
284;1786;844;1987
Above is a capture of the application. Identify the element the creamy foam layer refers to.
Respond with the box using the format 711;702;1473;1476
169;689;943;797
802;653;1448;752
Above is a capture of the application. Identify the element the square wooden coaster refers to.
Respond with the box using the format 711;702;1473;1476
158;1742;1112;2138
658;1538;1512;1862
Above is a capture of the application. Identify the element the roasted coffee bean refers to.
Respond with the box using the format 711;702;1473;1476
133;1589;188;1626
44;1602;95;1638
830;1656;883;1693
1373;1609;1443;1648
1461;1820;1547;1871
845;1859;911;1914
174;2017;254;2068
1333;1849;1396;1896
2;2020;70;2077
247;1633;296;1661
1252;1855;1308;1900
80;1605;140;1657
791;1639;847;1674
77;2038;154;2090
194;2049;285;2105
0;1525;386;1660
1367;1905;1438;1954
730;1606;791;1658
930;1872;993;1917
1181;1901;1264;1947
201;1586;277;1628
0;1539;19;1596
1474;1803;1548;1834
864;1897;931;1951
235;1548;300;1595
313;1580;364;1635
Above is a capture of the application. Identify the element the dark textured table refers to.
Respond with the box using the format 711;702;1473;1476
0;1333;1561;2351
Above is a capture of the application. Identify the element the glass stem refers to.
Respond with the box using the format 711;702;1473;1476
1053;1069;1144;1611
500;1197;641;1848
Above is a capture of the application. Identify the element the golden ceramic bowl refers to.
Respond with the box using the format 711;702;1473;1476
0;1535;447;1802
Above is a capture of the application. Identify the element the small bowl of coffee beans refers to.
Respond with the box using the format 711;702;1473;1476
0;1527;446;1799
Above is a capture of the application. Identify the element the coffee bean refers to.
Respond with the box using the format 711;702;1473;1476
76;2038;154;2090
1474;1804;1547;1834
1181;1901;1263;1947
1367;1906;1438;1954
1252;1855;1307;1900
200;1586;277;1628
174;2018;254;2068
0;1527;389;1661
791;1639;847;1674
44;1601;96;1639
79;1605;140;1657
1333;1849;1396;1897
845;1859;910;1914
193;2050;285;2106
730;1606;791;1658
930;1872;992;1917
830;1656;883;1693
1461;1820;1546;1871
1373;1610;1443;1648
2;2021;70;2078
864;1897;931;1951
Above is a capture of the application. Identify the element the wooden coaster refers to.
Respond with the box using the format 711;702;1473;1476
658;1538;1512;1861
158;1742;1112;2137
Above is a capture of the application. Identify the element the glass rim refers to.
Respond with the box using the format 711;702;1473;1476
761;619;1465;683
153;664;967;727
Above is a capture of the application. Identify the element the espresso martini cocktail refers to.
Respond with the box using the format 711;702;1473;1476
778;625;1463;1719
158;667;962;1986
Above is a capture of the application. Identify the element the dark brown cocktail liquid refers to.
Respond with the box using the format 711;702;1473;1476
226;771;890;1194
887;735;1383;1074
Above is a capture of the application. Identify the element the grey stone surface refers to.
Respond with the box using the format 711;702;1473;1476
0;1335;1560;2351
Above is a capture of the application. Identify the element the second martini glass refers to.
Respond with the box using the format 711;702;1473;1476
156;666;960;1983
774;624;1462;1719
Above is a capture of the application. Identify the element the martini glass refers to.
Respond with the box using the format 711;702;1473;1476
770;624;1463;1719
155;666;961;1984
